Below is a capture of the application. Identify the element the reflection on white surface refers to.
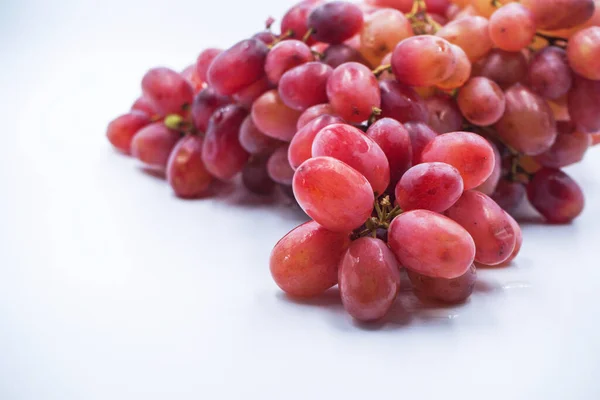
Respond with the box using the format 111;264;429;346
1;0;600;399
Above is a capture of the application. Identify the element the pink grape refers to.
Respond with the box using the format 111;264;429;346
106;111;151;154
426;0;451;14
489;3;536;52
520;0;595;30
279;62;333;111
407;264;476;304
472;49;528;88
420;131;496;190
180;64;203;93
322;44;369;68
424;94;463;134
501;212;523;265
379;80;428;123
568;76;600;133
446;190;517;266
527;47;572;100
308;1;364;44
264;40;314;85
242;155;275;196
395;162;464;213
190;87;231;133
527;168;585;223
267;145;295;185
436;16;493;62
312;123;390;194
492;180;526;214
366;118;413;186
141;67;194;116
195;48;223;82
338;237;401;321
495;84;558;155
251;89;302;141
270;220;350;298
388;210;476;279
475;140;502;195
167;135;213;198
288;115;345;169
534;129;591;168
202;105;249;180
327;62;381;123
131;96;158;117
293;156;375;232
568;27;600;80
280;0;322;45
457;77;506;126
365;0;413;12
296;103;336;129
437;45;472;90
391;35;457;87
360;8;413;66
238;116;280;155
207;38;269;96
131;122;181;169
233;77;272;109
404;122;439;165
252;30;276;45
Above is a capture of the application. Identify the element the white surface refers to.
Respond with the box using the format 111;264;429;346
1;1;600;399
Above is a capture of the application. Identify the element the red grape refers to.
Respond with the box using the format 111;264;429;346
167;135;213;198
242;155;275;196
202;105;249;180
264;40;314;85
297;103;337;129
568;27;600;80
527;168;585;223
520;0;595;30
396;162;464;213
365;0;413;12
239;115;280;155
288;115;345;169
253;30;277;45
388;210;476;279
379;80;429;123
366;118;413;186
293;156;375;232
534;129;591;168
475;140;502;195
141;67;194;116
404;122;438;165
424;94;463;134
472;49;528;88
233;77;272;109
501;212;523;265
407;264;476;304
251;89;302;141
308;1;364;44
267;145;295;185
568;75;600;133
322;44;369;68
195;48;223;82
489;3;537;52
338;237;401;321
131;122;181;169
420;131;496;190
457;77;506;126
436;16;493;62
327;62;381;123
106;111;151;154
131;96;158;117
495;84;558;155
446;191;517;266
190;87;231;133
180;64;203;93
279;62;333;111
312;123;390;194
437;45;472;90
360;8;413;67
527;47;573;100
280;0;322;45
207;38;269;96
270;220;350;298
492;180;527;214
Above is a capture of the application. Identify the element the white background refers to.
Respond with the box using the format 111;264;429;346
1;0;599;399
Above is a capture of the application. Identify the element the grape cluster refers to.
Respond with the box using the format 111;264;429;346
106;0;599;322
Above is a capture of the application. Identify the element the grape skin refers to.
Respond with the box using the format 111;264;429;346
534;130;591;168
568;75;600;133
141;67;195;117
202;105;249;180
395;162;464;213
475;140;502;195
267;145;295;185
527;168;585;223
242;155;275;196
288;114;345;169
365;0;413;12
457;77;506;126
308;1;364;45
527;47;573;100
270;220;350;298
280;0;322;45
232;77;272;109
326;62;381;123
167;135;213;198
404;122;438;166
424;94;463;134
264;40;315;85
322;44;370;68
131;122;181;170
388;210;476;279
492;180;526;215
568;26;600;80
296;103;337;129
436;45;472;90
278;62;333;111
436;16;493;62
195;48;223;83
407;264;476;304
379;80;429;124
489;3;537;52
420;131;496;191
131;96;158;117
501;212;523;265
338;237;401;321
312;123;390;194
251;90;303;141
238;116;280;155
520;0;595;30
106;111;151;154
191;87;232;133
446;191;517;266
366;118;413;186
472;49;528;88
359;8;413;67
292;156;375;233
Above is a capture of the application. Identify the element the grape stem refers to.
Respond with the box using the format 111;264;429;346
302;28;315;43
164;114;200;137
491;0;503;7
351;196;403;241
535;33;568;48
268;29;294;49
367;107;382;127
372;64;392;78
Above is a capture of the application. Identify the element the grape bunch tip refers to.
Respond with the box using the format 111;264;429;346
107;0;599;324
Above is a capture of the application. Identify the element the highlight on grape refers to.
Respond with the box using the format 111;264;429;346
107;0;599;322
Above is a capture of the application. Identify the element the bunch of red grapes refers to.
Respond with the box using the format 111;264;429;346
107;0;600;322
